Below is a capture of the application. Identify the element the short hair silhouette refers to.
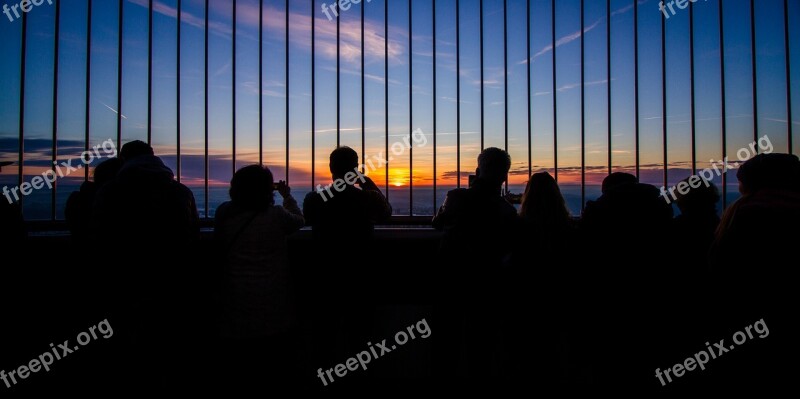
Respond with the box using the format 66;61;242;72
601;172;638;194
229;165;275;211
477;147;511;184
93;158;122;187
329;146;359;178
737;153;800;194
119;140;154;162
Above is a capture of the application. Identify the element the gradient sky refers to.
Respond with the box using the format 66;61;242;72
1;0;798;218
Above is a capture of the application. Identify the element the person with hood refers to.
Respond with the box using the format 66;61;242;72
65;157;122;240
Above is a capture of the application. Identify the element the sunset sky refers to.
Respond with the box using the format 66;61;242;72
0;0;798;218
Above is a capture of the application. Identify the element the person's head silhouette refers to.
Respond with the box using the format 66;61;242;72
229;165;276;211
520;171;569;222
737;153;800;195
329;146;359;181
674;177;719;216
119;140;154;162
601;172;637;194
476;147;511;187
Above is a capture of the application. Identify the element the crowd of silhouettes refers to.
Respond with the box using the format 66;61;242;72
2;140;797;393
431;147;798;393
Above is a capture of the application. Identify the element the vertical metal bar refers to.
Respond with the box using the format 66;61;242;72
337;3;341;148
690;0;696;174
607;0;611;175
527;0;531;179
504;0;508;187
259;0;263;166
148;0;152;145
51;0;61;220
662;2;668;189
433;0;437;211
311;0;315;186
361;0;365;174
552;0;557;181
204;0;209;218
385;0;389;199
177;0;182;181
750;0;758;146
233;0;237;175
258;0;262;167
634;0;640;179
85;0;92;182
285;0;290;183
456;0;461;188
581;0;585;209
18;12;27;200
117;0;123;147
719;0;727;208
409;0;413;216
786;0;793;155
480;0;484;150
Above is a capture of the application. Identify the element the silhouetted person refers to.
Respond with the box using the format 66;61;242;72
671;177;720;273
432;147;519;274
302;146;391;376
302;146;391;297
1;162;26;246
65;157;122;240
432;147;519;381
708;153;800;391
214;165;304;391
507;171;579;387
580;174;674;392
581;172;639;218
518;171;575;244
91;140;199;392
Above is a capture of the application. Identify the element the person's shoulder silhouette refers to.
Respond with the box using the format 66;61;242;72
66;157;121;239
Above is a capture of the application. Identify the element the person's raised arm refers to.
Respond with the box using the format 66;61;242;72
276;181;305;233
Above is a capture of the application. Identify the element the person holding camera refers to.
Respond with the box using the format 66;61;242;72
213;165;305;389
